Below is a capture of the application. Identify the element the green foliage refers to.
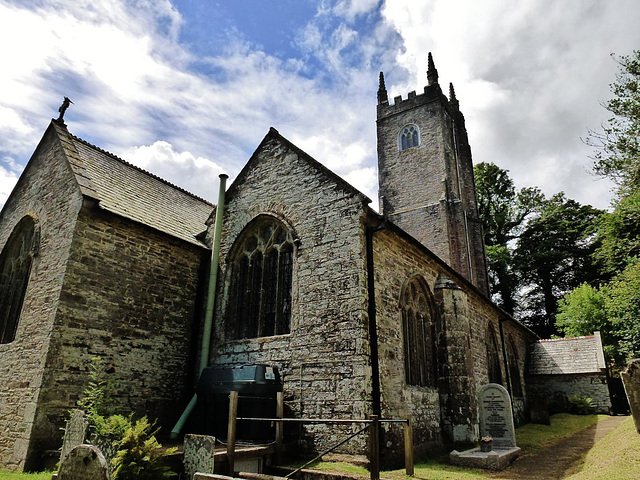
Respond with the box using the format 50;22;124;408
74;358;176;479
587;51;640;197
111;417;177;480
474;162;544;314
77;357;118;427
515;193;603;337
557;261;640;373
557;283;608;337
595;191;640;273
567;395;596;415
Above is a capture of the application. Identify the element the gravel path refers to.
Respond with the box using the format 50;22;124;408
489;415;627;480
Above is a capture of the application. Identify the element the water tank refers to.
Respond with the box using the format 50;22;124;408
196;364;282;442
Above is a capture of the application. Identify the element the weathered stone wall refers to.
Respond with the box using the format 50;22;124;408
372;226;533;454
0;124;84;471
209;133;373;453
527;374;611;414
28;204;207;467
376;85;488;296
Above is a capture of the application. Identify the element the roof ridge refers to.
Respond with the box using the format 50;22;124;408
538;335;595;343
69;133;214;206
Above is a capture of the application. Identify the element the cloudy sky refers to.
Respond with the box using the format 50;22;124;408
1;0;639;210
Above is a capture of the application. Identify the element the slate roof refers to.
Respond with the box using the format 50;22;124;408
528;333;607;375
53;122;214;247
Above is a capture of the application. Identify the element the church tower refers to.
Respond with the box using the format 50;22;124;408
376;53;489;296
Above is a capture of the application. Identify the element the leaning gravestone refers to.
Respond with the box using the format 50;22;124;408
58;444;109;480
183;434;216;479
621;359;640;434
60;409;88;464
479;383;517;448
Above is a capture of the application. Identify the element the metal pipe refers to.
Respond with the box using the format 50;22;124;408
171;173;228;438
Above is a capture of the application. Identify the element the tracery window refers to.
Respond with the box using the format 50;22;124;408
401;276;437;387
0;216;39;344
399;124;420;151
507;337;523;397
486;323;502;385
227;215;294;339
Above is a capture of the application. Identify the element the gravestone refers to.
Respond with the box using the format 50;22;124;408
621;359;640;434
58;444;109;480
529;396;551;425
60;409;88;464
478;383;517;448
183;434;216;479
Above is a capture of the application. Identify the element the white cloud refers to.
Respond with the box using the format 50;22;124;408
120;141;227;202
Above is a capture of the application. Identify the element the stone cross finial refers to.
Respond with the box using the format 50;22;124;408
56;97;73;123
377;72;388;105
427;52;439;86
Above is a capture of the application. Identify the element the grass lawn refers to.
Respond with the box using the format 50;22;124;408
564;417;640;480
0;472;51;480
303;414;616;480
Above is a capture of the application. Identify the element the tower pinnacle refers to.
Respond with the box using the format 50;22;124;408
377;72;388;104
427;52;439;86
449;83;459;110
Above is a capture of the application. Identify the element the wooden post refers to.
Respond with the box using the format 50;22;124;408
275;391;284;464
404;415;414;476
227;391;238;476
369;415;380;480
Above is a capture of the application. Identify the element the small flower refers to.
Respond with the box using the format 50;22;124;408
481;436;493;443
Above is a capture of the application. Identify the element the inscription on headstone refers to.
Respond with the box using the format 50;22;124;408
479;383;517;448
183;434;216;479
58;444;109;480
60;409;88;464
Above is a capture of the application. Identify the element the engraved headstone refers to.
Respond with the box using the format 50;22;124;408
479;383;517;448
183;434;216;479
60;409;88;464
621;359;640;434
58;444;109;480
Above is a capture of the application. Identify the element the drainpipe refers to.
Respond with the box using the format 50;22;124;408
171;173;228;439
366;221;386;418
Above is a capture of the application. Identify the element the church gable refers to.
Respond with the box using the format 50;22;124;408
210;128;375;439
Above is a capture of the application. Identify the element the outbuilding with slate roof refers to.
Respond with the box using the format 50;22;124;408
0;119;213;471
527;332;612;414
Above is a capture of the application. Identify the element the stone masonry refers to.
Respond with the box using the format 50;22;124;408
0;123;84;471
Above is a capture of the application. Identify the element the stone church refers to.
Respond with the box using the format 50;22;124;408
0;56;537;471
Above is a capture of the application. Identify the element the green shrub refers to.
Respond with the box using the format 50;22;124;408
72;357;176;479
567;394;596;414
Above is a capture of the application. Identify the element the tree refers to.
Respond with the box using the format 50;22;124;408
515;193;603;337
474;162;543;314
557;261;640;374
586;51;640;196
586;50;640;274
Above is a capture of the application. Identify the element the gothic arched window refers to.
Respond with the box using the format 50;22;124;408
507;337;523;397
0;216;39;344
399;124;420;151
486;323;502;385
401;276;437;387
227;215;294;339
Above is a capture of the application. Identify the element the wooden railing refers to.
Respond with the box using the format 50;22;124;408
226;391;414;480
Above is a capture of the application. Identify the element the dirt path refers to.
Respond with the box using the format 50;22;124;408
489;416;627;480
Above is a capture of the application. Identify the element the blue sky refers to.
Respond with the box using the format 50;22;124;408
1;0;640;209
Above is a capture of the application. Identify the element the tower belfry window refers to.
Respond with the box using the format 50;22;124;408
0;216;39;344
227;215;294;339
399;125;420;151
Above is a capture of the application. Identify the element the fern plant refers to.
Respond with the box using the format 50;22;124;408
567;394;597;414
